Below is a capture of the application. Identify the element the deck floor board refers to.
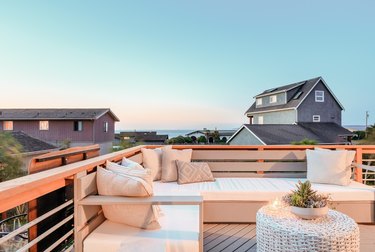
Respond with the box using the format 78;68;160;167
204;224;375;252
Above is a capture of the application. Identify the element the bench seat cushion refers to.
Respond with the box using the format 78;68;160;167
153;178;375;202
83;206;199;252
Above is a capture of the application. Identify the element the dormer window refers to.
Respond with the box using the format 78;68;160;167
256;98;262;106
269;95;277;104
315;90;324;102
313;115;321;122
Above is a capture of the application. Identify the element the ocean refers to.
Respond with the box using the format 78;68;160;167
115;129;193;138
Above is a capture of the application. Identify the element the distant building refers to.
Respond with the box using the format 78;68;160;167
117;131;168;145
10;131;58;172
0;108;119;154
229;77;354;145
186;129;236;143
245;76;344;125
227;123;353;145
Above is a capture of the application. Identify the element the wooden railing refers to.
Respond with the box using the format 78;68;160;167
0;145;374;251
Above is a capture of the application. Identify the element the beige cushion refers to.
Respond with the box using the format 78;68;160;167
306;149;350;186
315;148;356;184
176;160;215;184
101;204;161;230
142;146;172;181
96;167;160;229
162;149;193;182
97;166;152;197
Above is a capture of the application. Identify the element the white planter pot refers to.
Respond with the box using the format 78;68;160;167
291;206;328;220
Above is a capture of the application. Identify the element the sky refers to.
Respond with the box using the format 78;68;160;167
1;1;374;130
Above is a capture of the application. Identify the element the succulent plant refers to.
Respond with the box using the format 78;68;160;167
282;180;330;208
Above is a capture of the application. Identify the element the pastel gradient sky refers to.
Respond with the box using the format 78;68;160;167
1;1;374;130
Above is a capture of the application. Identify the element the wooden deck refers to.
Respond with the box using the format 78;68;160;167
204;224;375;252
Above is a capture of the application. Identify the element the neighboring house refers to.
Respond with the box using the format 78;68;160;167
117;131;168;145
229;76;354;145
245;77;344;125
10;131;58;172
227;123;353;145
186;129;236;143
0;109;119;154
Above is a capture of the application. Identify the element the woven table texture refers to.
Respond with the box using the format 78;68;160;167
256;206;359;252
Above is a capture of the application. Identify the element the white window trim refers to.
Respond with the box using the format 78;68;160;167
313;115;321;122
74;121;83;131
269;95;277;104
104;122;109;132
256;98;262;106
3;121;13;131
39;121;49;130
315;90;324;102
258;116;264;124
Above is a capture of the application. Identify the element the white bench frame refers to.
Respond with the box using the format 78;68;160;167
74;170;204;252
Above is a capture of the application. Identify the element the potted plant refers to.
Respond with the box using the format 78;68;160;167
283;180;330;219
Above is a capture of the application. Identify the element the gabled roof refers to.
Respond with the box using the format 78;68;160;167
10;131;58;153
246;77;344;114
227;123;353;145
254;81;306;98
0;108;120;121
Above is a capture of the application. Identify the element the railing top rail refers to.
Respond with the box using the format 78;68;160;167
0;145;144;212
34;144;100;162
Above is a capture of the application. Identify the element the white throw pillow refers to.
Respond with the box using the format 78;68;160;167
306;149;349;186
314;148;356;184
142;146;172;181
161;148;193;182
106;161;153;188
96;167;160;229
121;157;144;170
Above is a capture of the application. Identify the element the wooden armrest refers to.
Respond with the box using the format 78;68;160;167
352;163;375;172
79;195;203;206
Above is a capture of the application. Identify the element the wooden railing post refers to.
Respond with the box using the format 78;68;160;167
355;147;363;183
257;147;264;175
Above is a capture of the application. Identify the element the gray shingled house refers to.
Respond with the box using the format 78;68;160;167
10;131;58;172
0;109;119;154
228;77;354;145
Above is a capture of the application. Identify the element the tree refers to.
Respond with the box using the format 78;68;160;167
360;124;375;144
0;133;25;182
197;136;207;144
212;130;221;143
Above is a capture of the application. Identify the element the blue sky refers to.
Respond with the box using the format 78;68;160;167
1;1;374;130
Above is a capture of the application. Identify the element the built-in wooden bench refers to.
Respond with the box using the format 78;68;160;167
73;145;375;251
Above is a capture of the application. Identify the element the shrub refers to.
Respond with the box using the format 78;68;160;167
197;136;207;144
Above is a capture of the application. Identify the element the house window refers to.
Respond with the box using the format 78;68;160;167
315;90;324;102
313;115;321;122
256;98;262;106
3;121;13;131
39;121;49;130
258;116;264;124
269;95;277;104
104;122;109;132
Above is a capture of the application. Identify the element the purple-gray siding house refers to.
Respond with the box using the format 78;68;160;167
0;109;119;154
228;77;354;145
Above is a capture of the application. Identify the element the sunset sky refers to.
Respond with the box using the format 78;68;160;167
1;1;374;130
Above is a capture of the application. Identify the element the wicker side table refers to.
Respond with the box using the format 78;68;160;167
256;206;359;252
